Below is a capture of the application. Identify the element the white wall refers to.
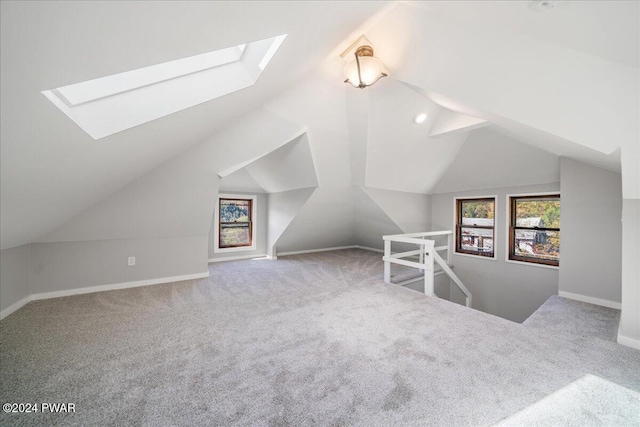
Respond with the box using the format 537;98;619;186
274;188;356;254
559;158;622;305
29;236;208;295
431;183;561;323
364;187;431;233
353;186;403;251
4;73;358;298
262;76;358;255
0;244;31;315
208;192;268;260
267;187;317;257
433;127;561;194
619;199;640;349
26;109;303;293
38;109;301;243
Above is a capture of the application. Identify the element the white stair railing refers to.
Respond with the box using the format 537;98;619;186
382;230;472;308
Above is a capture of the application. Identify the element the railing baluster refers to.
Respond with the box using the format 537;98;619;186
383;230;471;308
424;245;435;296
383;239;391;283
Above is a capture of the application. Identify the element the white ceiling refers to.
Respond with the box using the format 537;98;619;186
220;133;318;194
432;127;561;194
406;0;639;68
0;1;387;249
1;1;636;250
364;78;469;193
219;169;265;195
414;85;624;174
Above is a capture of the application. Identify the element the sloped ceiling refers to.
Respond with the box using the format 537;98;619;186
365;2;636;197
2;1;636;250
432;126;562;194
38;109;306;243
244;134;318;193
364;79;469;193
219;169;265;194
353;186;403;250
0;0;388;249
364;187;431;234
219;133;318;194
267;187;318;257
406;0;639;68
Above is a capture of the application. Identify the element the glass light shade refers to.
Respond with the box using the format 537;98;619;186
343;55;385;87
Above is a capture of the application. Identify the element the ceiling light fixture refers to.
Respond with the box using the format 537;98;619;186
413;113;427;124
343;45;387;89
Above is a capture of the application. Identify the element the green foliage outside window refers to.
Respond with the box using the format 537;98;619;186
219;199;252;247
220;200;250;223
512;196;560;265
461;201;494;219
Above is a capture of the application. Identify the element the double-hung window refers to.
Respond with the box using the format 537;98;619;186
508;194;560;266
455;197;496;258
216;196;256;250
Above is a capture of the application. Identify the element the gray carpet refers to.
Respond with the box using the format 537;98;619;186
523;295;621;342
495;374;640;426
1;248;639;426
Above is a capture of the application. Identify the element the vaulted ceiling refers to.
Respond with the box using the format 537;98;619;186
0;1;386;248
1;1;637;250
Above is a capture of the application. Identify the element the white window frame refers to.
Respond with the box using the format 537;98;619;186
504;191;560;270
214;193;257;253
453;195;498;261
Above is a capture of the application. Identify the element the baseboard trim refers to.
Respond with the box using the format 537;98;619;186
208;254;269;263
355;245;384;253
0;295;32;320
30;272;210;302
276;245;385;257
617;334;640;350
558;291;621;310
277;246;357;256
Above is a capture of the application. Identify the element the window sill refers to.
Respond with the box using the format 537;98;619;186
454;251;497;261
505;259;559;270
214;245;257;254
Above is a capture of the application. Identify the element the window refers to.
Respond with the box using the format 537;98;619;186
508;194;560;266
455;197;496;258
215;195;257;251
42;34;287;139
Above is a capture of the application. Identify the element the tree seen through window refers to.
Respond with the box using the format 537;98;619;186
509;195;560;266
219;198;252;248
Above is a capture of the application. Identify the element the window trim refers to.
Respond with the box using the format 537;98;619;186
214;193;257;253
505;192;560;269
453;196;497;260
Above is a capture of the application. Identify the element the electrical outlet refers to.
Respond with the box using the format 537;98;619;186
128;256;136;266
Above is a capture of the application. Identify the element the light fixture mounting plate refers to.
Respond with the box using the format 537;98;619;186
340;35;376;60
355;46;374;57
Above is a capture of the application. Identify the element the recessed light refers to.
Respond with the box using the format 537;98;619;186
528;0;557;12
413;113;427;124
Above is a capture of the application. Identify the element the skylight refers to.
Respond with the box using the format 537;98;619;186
258;35;286;71
43;35;287;140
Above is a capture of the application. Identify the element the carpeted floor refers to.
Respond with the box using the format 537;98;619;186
495;374;640;426
1;248;639;426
